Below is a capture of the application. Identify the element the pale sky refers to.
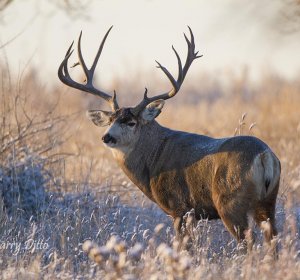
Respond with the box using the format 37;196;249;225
1;0;300;89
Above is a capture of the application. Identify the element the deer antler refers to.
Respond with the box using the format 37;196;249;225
58;26;119;111
131;26;201;116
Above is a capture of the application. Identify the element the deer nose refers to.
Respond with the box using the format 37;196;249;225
102;133;116;144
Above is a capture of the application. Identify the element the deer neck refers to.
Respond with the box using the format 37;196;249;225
111;121;169;200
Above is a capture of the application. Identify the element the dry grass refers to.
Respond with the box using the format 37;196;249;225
0;61;299;279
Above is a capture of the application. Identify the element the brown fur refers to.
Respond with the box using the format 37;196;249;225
111;120;281;248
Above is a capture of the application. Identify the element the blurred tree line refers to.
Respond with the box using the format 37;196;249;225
0;0;92;15
1;0;299;31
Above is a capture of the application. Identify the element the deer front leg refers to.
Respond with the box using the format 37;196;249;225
173;213;196;251
173;216;187;251
174;216;184;241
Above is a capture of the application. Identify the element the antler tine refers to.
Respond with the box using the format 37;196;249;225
155;60;179;94
58;26;119;111
90;26;114;77
172;45;183;87
77;31;90;81
131;27;201;116
182;26;203;81
58;41;74;82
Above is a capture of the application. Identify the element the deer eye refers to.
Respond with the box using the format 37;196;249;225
127;122;136;127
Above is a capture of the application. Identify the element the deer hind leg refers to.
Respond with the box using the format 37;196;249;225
253;200;278;258
254;179;279;243
254;203;277;242
218;206;253;253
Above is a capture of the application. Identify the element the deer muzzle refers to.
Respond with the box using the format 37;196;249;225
102;133;117;145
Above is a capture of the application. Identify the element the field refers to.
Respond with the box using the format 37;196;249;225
0;63;299;279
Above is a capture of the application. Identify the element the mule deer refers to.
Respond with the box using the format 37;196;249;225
58;27;281;250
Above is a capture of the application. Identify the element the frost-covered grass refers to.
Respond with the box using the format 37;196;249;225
0;180;299;279
0;66;299;279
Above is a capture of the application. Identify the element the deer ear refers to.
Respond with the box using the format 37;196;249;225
141;99;165;122
86;110;112;127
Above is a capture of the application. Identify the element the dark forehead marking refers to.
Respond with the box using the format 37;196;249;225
114;108;135;123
